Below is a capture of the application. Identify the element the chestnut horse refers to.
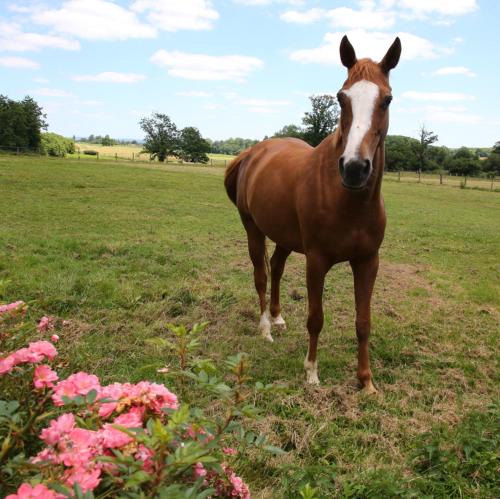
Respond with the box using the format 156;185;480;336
224;35;401;393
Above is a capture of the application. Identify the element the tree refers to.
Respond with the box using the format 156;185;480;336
0;95;47;150
385;135;420;171
445;147;481;176
40;132;75;157
302;94;339;146
179;127;211;164
139;113;179;162
413;125;438;171
483;141;500;175
101;134;114;146
272;124;304;140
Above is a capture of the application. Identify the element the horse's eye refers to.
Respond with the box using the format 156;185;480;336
381;95;393;110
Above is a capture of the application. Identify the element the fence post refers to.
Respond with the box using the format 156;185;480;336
418;170;421;183
115;153;117;161
463;176;467;188
16;147;20;156
398;171;401;182
97;152;99;160
211;158;213;166
132;152;135;162
224;160;227;167
491;177;495;191
439;173;443;185
78;152;80;160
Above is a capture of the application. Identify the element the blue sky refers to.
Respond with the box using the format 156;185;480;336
1;0;498;147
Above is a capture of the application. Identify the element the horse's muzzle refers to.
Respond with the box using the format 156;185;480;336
339;157;372;190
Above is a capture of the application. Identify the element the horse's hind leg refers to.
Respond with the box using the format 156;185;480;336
270;245;291;330
242;216;272;342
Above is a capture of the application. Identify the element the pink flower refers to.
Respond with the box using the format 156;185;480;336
33;365;59;390
194;462;207;478
64;468;101;493
99;424;133;449
113;406;144;427
97;382;126;418
52;372;101;406
5;483;61;499
40;413;75;446
37;316;55;333
0;355;15;375
26;341;57;362
226;468;250;499
223;447;238;456
135;444;154;472
0;301;25;317
51;334;59;342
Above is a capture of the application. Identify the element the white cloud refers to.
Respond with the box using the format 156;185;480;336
281;8;325;24
32;87;73;97
235;0;305;5
72;72;147;83
282;4;396;30
176;91;212;97
239;98;290;113
0;56;39;69
151;50;263;81
433;66;476;78
402;91;476;102
131;0;219;32
33;77;50;83
0;22;80;52
399;0;478;16
33;0;156;40
290;29;439;65
420;105;481;124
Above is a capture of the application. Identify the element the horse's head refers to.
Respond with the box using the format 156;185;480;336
336;35;401;190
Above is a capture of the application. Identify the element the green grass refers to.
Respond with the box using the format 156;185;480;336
0;156;499;498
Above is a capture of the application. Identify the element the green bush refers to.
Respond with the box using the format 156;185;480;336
40;133;75;157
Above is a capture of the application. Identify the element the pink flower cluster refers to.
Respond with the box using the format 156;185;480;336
34;409;147;493
0;341;57;375
194;462;250;499
6;483;64;499
0;300;25;317
37;316;55;333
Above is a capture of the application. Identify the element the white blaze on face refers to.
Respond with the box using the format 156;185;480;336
342;80;380;163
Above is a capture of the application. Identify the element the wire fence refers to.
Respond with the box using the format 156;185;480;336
1;146;498;191
384;170;498;191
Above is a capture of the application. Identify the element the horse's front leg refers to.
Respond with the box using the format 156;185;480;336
350;253;379;394
304;252;331;385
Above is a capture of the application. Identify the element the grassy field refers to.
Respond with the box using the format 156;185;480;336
73;143;235;164
0;156;499;497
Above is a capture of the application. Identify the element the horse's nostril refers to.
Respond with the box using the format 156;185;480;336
363;160;371;174
339;157;345;175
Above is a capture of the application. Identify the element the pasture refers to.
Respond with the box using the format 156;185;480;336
72;143;235;164
0;156;499;497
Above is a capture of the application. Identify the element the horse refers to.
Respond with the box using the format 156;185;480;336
224;35;401;393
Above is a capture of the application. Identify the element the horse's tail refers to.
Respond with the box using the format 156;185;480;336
224;150;249;205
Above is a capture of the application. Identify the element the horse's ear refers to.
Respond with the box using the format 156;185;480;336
380;37;401;74
339;35;357;69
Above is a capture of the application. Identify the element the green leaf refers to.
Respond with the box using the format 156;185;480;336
263;444;286;455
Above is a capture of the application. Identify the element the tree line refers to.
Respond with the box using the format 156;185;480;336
0;94;498;175
78;134;139;146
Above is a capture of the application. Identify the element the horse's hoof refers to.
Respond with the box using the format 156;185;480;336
361;381;377;395
271;314;287;330
306;373;320;385
261;331;274;343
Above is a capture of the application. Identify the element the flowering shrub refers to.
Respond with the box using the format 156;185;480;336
1;301;281;498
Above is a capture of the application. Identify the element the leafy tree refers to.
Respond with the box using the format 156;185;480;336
139;113;179;162
101;134;115;146
40;132;75;157
483;141;500;175
413;125;438;171
302;94;339;146
427;145;450;171
385;135;420;171
446;147;481;176
210;137;258;155
273;124;304;140
0;95;47;150
179;126;211;164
